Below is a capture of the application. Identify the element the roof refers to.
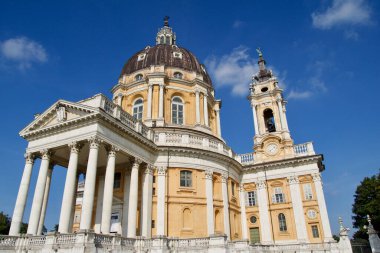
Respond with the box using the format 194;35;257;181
120;44;212;86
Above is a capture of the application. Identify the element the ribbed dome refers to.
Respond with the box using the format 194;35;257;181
120;44;212;86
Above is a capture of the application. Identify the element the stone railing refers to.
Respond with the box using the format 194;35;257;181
0;233;348;253
154;130;234;158
236;152;254;165
294;142;315;156
168;237;210;249
82;94;155;141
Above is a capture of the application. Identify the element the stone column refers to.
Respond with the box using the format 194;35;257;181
141;165;154;238
276;98;287;131
288;175;308;242
195;90;201;124
117;93;123;106
312;173;333;242
147;84;153;119
203;93;209;126
205;170;215;235
239;186;248;240
215;108;222;137
122;168;131;236
221;173;231;239
9;153;35;236
59;142;81;233
251;102;259;136
94;176;105;233
256;179;272;244
68;174;79;232
158;84;164;119
37;165;53;235
101;146;119;234
80;137;101;230
127;159;142;238
27;150;51;235
282;103;289;131
156;166;167;236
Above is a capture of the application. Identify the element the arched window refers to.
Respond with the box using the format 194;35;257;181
172;96;184;125
264;109;276;132
160;36;164;44
278;213;287;232
174;72;183;79
183;208;192;228
132;98;143;120
166;35;171;45
180;170;192;187
135;74;143;81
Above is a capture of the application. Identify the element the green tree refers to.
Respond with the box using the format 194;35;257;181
352;170;380;240
0;212;11;235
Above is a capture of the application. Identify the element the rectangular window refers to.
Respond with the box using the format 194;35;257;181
312;225;319;238
231;182;235;196
153;175;156;183
113;172;121;189
303;183;313;200
152;187;156;196
247;191;257;206
272;187;285;203
180;170;192;187
152;220;155;228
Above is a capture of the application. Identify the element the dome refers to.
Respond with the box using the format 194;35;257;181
120;44;212;86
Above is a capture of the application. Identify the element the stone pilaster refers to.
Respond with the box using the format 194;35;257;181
141;164;154;237
256;179;272;244
156;166;167;236
205;169;215;235
221;173;231;239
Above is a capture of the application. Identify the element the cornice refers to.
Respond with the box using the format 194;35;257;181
242;154;324;174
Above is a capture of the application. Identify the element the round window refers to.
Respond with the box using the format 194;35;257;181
261;87;268;92
307;209;317;219
250;216;257;224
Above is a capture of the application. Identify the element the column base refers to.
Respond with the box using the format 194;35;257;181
156;118;165;127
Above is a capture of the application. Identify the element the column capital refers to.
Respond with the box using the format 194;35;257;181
288;175;299;185
221;172;228;183
40;149;52;160
106;145;119;156
68;141;83;154
24;152;35;164
132;158;143;167
239;186;245;192
159;83;165;88
194;88;201;94
145;165;154;175
88;136;102;149
312;173;322;182
157;166;167;176
203;92;208;97
205;169;213;180
257;179;267;189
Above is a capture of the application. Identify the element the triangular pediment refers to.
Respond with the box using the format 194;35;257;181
20;100;99;137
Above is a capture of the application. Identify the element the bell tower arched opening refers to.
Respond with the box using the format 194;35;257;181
263;109;276;133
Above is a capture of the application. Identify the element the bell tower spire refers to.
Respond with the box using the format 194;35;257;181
156;16;176;45
249;49;294;162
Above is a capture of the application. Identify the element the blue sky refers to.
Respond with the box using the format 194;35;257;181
0;0;379;236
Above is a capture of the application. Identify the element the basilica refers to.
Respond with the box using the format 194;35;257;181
2;19;353;253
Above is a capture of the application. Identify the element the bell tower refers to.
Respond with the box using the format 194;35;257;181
249;49;294;162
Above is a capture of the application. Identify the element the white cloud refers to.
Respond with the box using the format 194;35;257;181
312;0;371;29
287;90;312;100
205;46;258;96
0;37;47;69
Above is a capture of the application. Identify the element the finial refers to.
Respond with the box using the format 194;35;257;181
256;47;263;57
164;16;170;27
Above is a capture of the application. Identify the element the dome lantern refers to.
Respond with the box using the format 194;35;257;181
156;16;176;45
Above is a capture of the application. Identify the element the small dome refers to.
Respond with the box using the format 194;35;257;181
120;44;212;86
